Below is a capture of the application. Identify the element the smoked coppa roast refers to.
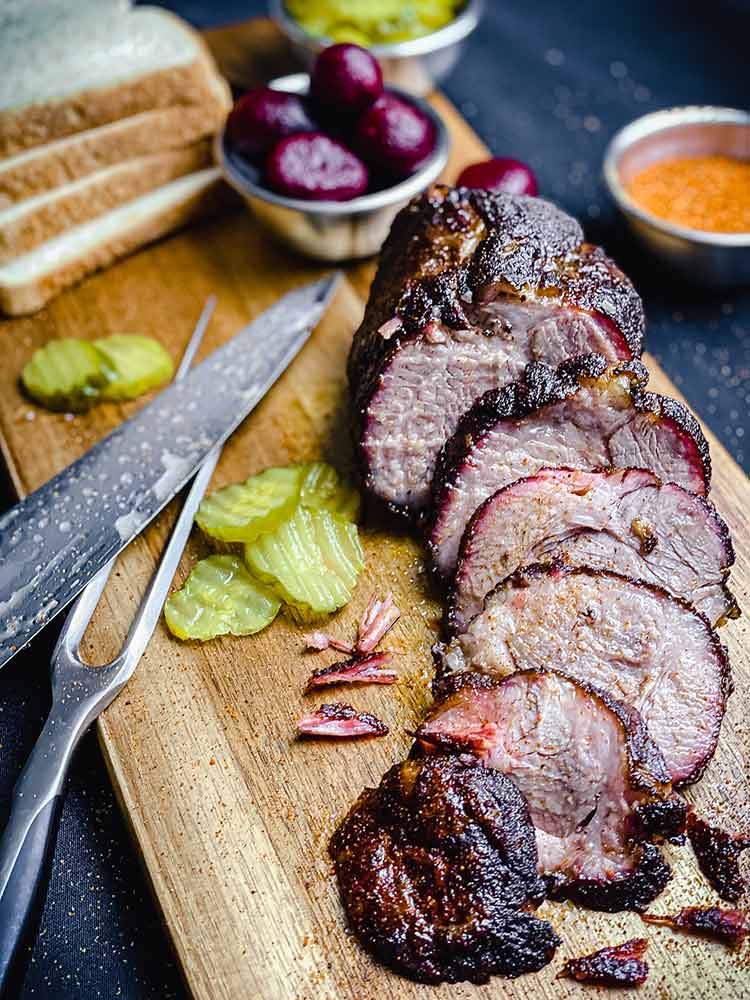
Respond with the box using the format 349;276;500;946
347;186;645;519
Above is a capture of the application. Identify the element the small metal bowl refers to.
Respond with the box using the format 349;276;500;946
270;0;483;97
216;73;450;263
603;106;750;288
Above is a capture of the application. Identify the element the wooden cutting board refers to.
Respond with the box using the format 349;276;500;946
1;19;749;1000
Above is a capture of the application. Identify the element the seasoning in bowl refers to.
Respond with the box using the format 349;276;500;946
626;155;750;233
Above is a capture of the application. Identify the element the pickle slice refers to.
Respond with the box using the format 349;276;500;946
95;334;174;401
244;506;364;621
21;338;109;412
196;466;304;544
299;462;360;521
164;555;281;641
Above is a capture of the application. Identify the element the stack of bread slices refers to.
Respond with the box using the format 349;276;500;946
0;1;231;316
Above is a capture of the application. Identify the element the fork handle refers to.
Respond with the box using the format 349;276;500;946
0;698;85;998
0;793;64;997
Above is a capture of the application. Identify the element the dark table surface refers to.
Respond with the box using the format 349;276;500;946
2;2;749;997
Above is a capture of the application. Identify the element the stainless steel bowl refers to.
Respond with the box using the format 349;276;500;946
216;73;450;263
270;0;483;97
603;106;750;288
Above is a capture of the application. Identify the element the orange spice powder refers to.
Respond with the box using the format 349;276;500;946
626;155;750;233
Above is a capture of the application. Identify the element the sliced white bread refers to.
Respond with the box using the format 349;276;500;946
1;5;227;159
0;140;214;263
0;168;226;316
0;85;230;209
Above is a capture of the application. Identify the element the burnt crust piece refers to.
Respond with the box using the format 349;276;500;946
642;906;750;947
429;354;712;525
557;938;649;987
330;754;560;984
687;809;750;902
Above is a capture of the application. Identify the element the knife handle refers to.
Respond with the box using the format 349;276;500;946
0;793;64;997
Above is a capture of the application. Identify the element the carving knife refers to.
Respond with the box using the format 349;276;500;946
0;273;340;671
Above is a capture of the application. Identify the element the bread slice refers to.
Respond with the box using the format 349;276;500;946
0;140;215;262
0;84;230;209
0;168;226;316
0;6;228;159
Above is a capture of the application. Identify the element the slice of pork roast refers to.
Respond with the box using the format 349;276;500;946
417;669;687;912
429;354;711;577
330;754;560;984
347;185;645;519
436;564;731;786
448;466;736;633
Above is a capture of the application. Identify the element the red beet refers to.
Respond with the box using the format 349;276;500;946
226;88;315;161
311;43;383;117
457;157;539;196
355;93;436;179
265;132;369;201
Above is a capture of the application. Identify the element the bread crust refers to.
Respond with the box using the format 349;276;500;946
0;93;229;209
0;140;214;262
0;48;227;160
0;169;229;316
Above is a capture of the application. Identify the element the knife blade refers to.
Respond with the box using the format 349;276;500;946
0;273;340;671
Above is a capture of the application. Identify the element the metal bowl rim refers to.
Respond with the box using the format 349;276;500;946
603;105;750;247
269;0;483;58
217;73;450;216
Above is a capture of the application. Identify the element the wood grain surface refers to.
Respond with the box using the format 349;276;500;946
0;19;748;1000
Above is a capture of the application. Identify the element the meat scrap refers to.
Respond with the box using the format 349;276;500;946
331;755;559;984
687;809;750;902
297;703;388;738
305;652;397;691
356;592;400;654
643;907;750;947
557;938;649;987
301;630;354;654
301;593;400;656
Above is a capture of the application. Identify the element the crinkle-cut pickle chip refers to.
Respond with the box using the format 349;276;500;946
244;506;364;622
299;462;360;521
196;462;360;544
21;338;110;412
95;334;174;401
196;466;305;543
164;555;281;641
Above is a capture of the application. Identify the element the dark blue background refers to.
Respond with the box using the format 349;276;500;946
2;2;748;997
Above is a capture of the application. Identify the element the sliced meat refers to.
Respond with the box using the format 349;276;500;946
437;564;730;786
449;466;736;633
429;354;711;577
417;669;687;912
348;185;645;519
330;754;560;984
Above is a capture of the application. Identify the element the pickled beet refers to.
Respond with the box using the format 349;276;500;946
457;157;538;196
311;43;383;117
265;132;369;201
355;93;436;178
226;88;315;162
